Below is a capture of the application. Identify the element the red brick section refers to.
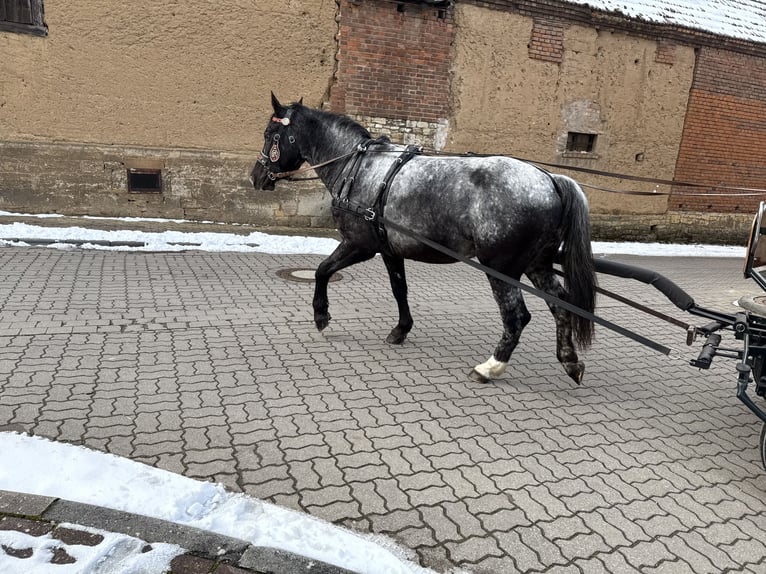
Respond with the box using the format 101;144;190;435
331;0;455;123
528;18;564;63
655;39;676;65
672;47;766;213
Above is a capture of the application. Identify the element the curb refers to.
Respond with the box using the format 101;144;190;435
0;490;356;574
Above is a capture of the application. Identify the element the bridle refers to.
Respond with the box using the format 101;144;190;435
255;108;369;183
257;108;299;182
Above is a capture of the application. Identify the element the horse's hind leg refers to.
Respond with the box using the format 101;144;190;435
313;241;375;332
471;275;530;383
382;253;413;344
526;265;584;384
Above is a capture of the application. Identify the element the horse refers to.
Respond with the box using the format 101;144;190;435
250;94;597;384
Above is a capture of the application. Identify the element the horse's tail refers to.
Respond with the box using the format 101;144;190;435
552;174;597;349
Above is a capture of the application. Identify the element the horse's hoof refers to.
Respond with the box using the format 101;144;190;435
386;328;407;345
564;361;585;385
469;369;491;384
314;313;331;332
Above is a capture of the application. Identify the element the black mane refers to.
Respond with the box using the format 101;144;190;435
296;103;374;141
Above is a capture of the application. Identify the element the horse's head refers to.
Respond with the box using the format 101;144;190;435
250;93;305;191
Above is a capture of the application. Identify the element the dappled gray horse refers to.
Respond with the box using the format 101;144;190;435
251;94;597;383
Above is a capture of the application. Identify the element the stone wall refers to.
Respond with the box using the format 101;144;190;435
0;141;334;229
591;212;752;245
0;140;755;243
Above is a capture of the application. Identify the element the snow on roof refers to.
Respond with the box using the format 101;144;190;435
565;0;766;45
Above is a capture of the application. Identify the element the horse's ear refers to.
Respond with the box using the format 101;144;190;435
297;97;303;106
271;92;283;113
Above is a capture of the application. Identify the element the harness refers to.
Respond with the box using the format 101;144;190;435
331;141;423;247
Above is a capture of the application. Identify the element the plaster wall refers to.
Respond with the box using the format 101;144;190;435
0;0;336;151
448;4;696;214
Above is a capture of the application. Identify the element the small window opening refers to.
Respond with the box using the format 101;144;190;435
396;3;405;12
566;132;597;153
127;169;163;193
0;0;47;36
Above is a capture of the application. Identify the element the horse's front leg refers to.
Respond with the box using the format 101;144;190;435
382;253;413;344
313;241;375;332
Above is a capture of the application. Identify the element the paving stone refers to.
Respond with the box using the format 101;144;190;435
0;491;56;518
169;554;216;573
596;507;652;544
50;546;77;564
516;525;568;567
447;534;504;563
53;525;105;546
523;485;574;519
0;516;54;537
620;540;677;571
658;535;721;574
2;544;34;559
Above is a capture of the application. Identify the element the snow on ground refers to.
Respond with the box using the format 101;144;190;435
0;433;437;574
0;211;746;258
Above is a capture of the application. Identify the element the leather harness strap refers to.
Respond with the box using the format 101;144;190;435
332;137;389;202
332;140;422;249
367;144;422;246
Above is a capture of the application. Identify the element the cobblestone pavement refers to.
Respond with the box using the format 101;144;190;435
1;242;766;573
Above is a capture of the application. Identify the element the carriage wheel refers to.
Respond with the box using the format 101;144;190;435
761;423;766;472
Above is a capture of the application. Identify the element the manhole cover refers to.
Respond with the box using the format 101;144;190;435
276;268;342;283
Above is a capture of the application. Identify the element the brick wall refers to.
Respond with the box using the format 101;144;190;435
331;0;455;129
671;47;766;213
654;39;676;65
528;17;564;63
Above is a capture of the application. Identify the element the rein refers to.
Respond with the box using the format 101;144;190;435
329;196;675;357
266;143;766;196
261;149;360;182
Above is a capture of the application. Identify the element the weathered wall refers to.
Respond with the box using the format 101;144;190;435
0;0;337;224
447;3;696;215
591;212;752;245
671;47;766;214
0;1;336;150
0;140;333;227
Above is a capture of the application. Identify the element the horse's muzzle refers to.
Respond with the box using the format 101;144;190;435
250;162;276;191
